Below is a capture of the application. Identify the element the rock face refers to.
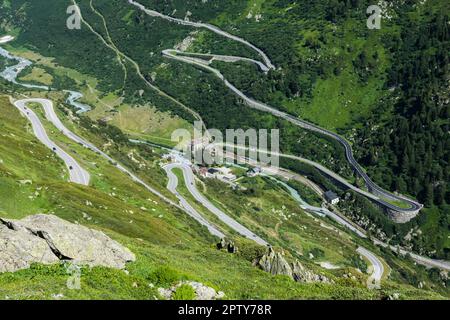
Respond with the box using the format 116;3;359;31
0;214;135;273
158;281;225;300
257;247;330;284
216;238;238;253
217;238;227;250
258;247;293;278
292;260;330;283
0;224;59;272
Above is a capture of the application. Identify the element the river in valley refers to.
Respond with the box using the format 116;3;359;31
0;38;91;113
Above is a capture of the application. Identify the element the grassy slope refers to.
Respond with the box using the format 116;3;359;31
196;173;450;295
207;0;389;131
138;0;449;260
0;0;447;299
7;41;193;147
0;93;446;299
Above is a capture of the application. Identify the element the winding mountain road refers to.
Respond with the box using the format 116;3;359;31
127;0;275;70
0;35;228;239
129;1;422;219
2;4;446;274
12;98;229;239
218;143;394;203
162;50;422;218
164;164;225;238
163;49;270;73
219;148;450;271
164;162;268;246
357;247;384;288
13;99;90;186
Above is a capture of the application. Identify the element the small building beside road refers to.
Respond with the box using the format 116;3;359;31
324;191;340;205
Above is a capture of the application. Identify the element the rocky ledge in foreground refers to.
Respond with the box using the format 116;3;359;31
0;214;135;273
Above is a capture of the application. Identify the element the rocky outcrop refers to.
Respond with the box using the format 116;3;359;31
0;224;59;272
217;238;238;253
258;247;293;278
256;247;330;284
292;260;330;283
217;238;227;250
158;281;225;300
0;214;135;273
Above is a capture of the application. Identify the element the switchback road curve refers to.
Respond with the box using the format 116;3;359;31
128;1;422;219
163;164;226;239
13;98;90;186
164;162;268;246
12;98;228;239
161;50;422;220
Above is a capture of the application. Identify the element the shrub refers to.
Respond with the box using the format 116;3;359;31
236;240;267;263
172;284;196;300
147;266;183;286
308;248;325;259
350;255;368;273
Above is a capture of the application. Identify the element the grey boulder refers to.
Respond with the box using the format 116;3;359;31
0;214;135;273
0;224;59;273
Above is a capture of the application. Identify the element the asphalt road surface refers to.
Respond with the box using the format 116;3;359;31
135;6;423;216
13;99;90;186
163;164;225;238
164;162;268;246
357;247;384;288
13;98;223;239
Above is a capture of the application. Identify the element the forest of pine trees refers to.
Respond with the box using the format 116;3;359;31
356;10;449;207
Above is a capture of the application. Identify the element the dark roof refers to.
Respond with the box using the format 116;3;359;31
324;191;339;201
208;168;219;174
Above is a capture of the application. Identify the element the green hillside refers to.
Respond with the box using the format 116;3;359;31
0;94;446;299
0;0;448;300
